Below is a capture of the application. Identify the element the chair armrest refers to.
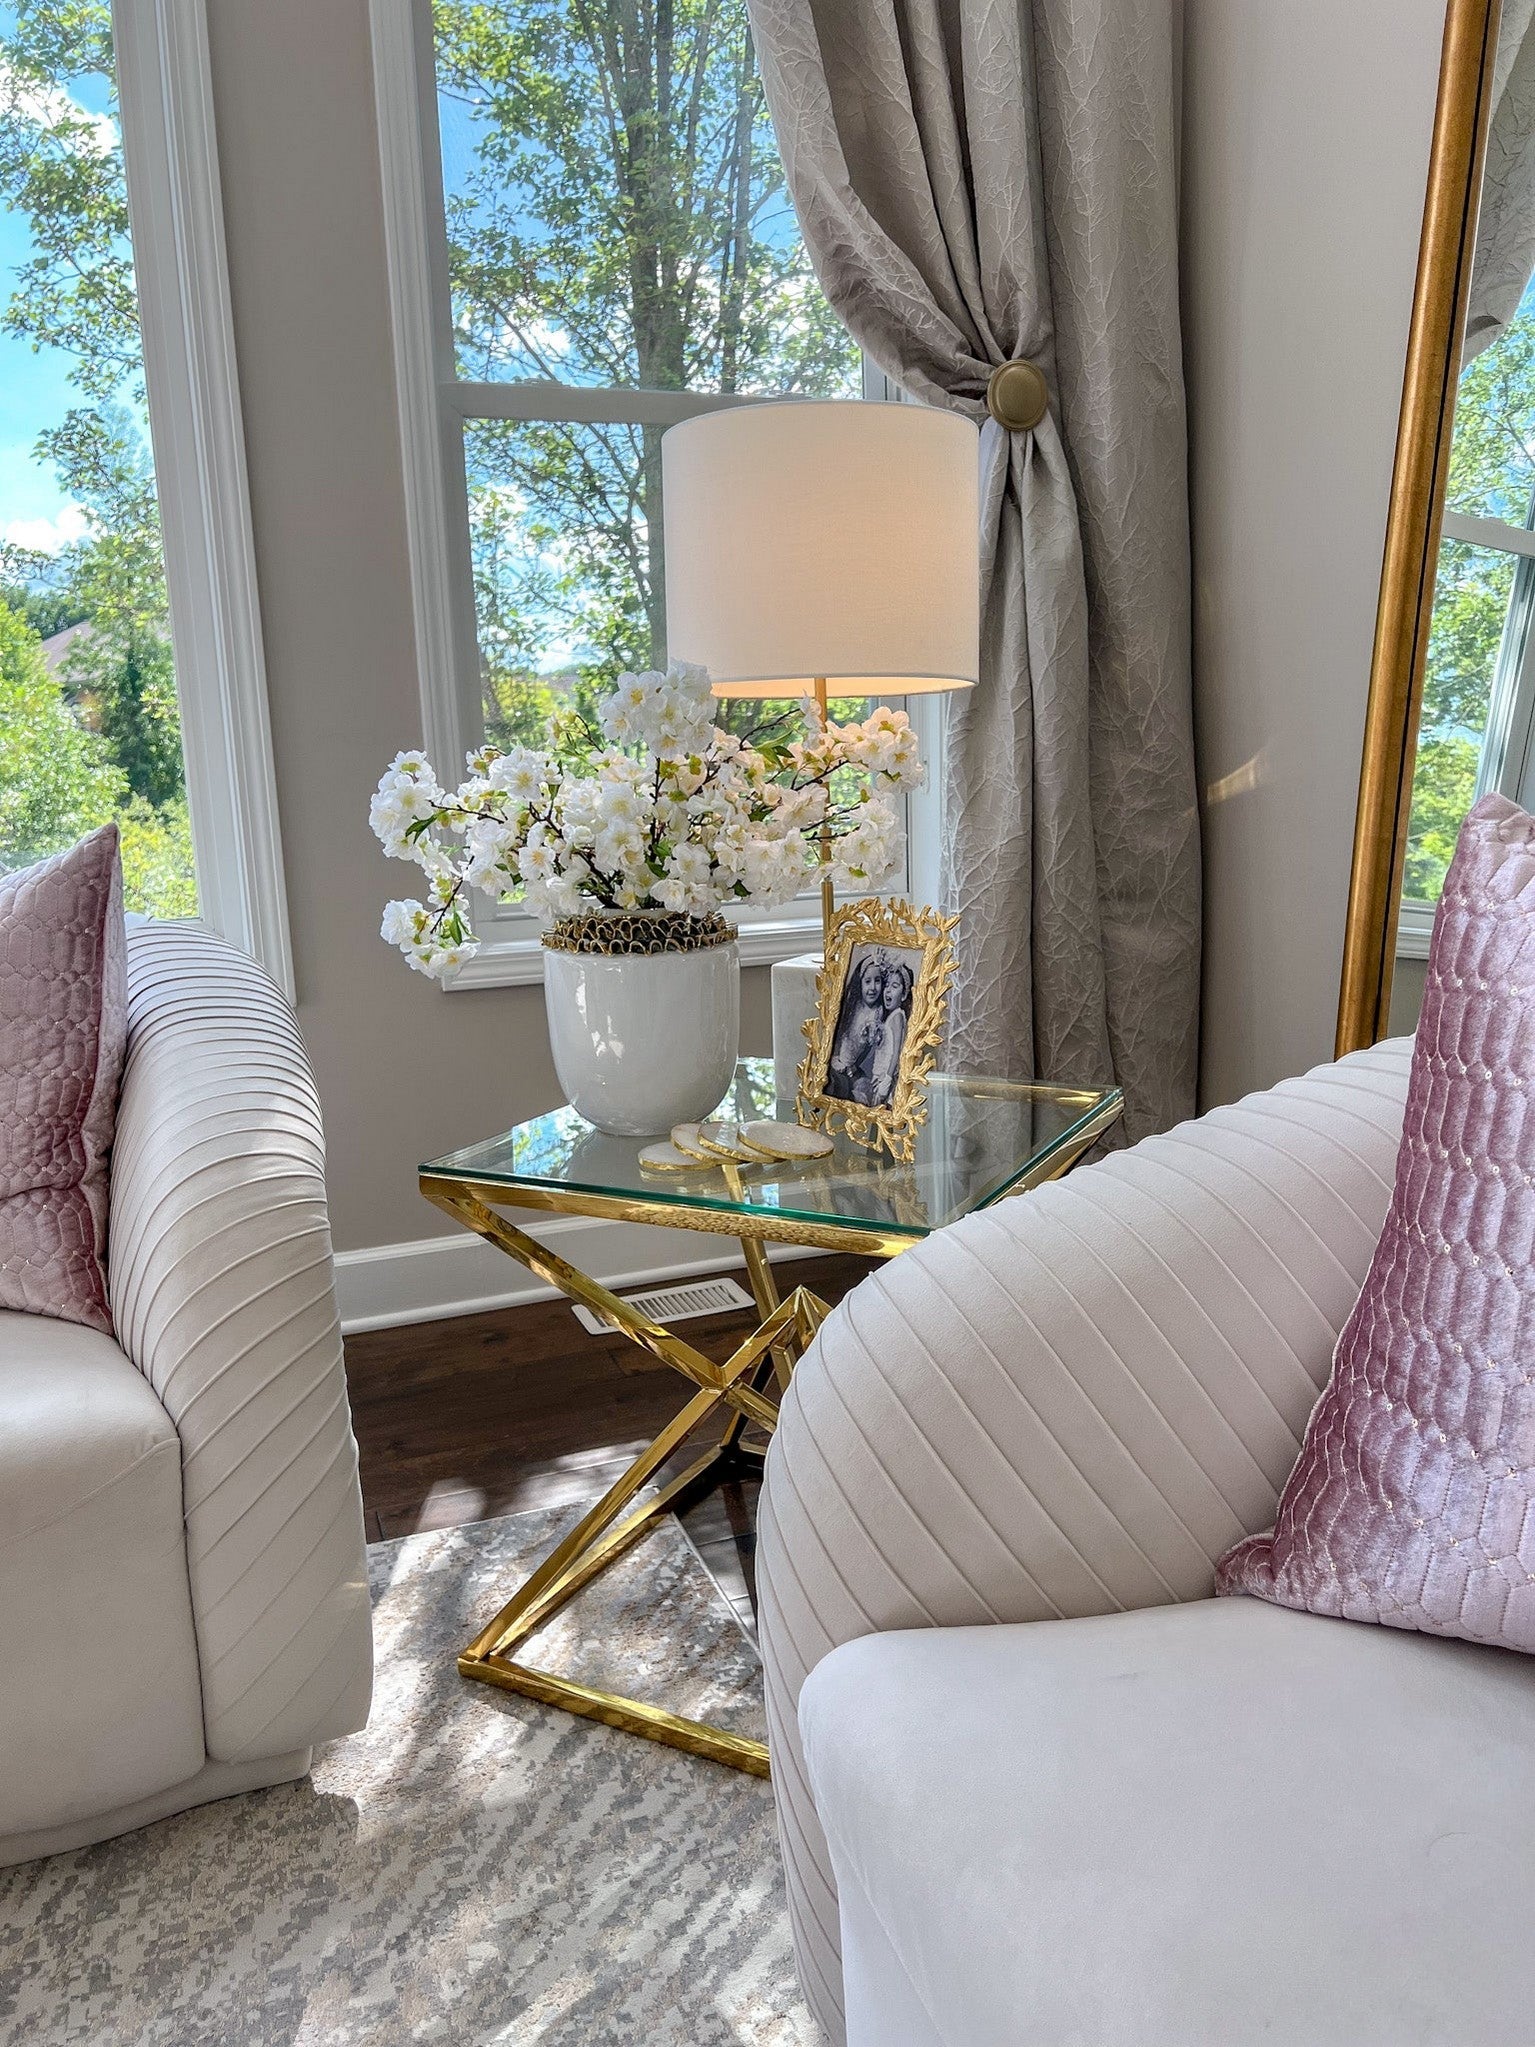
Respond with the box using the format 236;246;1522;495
760;1039;1412;2042
109;926;372;1764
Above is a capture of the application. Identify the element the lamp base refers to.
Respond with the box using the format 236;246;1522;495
771;951;823;1104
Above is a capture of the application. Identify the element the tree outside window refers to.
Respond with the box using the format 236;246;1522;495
0;0;195;913
431;0;866;753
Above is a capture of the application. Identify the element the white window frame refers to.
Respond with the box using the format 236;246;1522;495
1397;504;1535;962
111;0;293;996
369;0;940;988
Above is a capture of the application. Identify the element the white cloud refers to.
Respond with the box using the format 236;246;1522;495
3;505;90;554
0;56;118;156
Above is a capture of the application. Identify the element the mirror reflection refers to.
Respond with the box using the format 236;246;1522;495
1404;9;1535;913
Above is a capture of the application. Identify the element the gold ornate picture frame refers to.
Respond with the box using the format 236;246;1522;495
798;898;958;1163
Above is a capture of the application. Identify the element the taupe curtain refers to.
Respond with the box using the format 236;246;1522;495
749;0;1199;1139
1466;0;1535;362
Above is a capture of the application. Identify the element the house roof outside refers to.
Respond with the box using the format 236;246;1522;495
40;620;94;676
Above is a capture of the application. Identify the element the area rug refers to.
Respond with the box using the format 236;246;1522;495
0;1506;816;2046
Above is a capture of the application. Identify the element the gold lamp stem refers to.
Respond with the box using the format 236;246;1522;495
814;676;834;954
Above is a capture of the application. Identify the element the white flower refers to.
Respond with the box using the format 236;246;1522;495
380;896;479;982
660;753;707;797
381;898;424;947
654;792;690;840
592;826;647;880
594;747;645;787
775;783;828;831
654;840;714;913
598;673;653;745
831;798;902;889
463;818;520;894
846;705;923;787
737;834;808;909
487;747;549;804
521;872;585;925
599;661;714;759
595;781;645;832
370;750;452;863
372;674;924;971
518;838;560;886
368;789;413;857
392;777;441;821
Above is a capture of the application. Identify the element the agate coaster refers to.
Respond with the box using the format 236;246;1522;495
741;1119;834;1161
638;1140;709;1173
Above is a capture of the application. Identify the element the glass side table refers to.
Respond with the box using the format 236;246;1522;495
420;1060;1123;1776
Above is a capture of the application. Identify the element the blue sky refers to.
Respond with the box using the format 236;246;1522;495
0;203;81;544
0;12;115;553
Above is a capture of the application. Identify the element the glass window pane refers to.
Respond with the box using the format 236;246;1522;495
0;2;196;914
1404;536;1519;902
432;0;859;397
1446;274;1535;524
467;415;653;747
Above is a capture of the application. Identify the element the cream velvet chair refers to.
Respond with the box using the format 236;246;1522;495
0;925;373;1865
759;1039;1535;2045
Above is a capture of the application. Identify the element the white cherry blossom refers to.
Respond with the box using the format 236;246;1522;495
370;664;923;981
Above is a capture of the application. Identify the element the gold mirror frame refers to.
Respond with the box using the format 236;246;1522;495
1336;0;1504;1055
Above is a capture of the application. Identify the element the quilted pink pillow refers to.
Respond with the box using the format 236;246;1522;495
0;825;127;1333
1218;792;1535;1651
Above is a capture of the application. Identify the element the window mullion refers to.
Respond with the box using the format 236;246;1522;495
1495;560;1535;812
114;0;294;992
1441;508;1535;560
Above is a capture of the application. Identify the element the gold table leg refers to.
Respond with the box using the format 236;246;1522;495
420;1179;830;1776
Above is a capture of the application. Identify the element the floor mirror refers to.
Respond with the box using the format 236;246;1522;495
1338;0;1535;1050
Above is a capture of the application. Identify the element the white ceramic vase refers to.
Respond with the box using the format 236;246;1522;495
542;920;740;1137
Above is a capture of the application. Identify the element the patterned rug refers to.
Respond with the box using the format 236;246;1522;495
0;1507;815;2046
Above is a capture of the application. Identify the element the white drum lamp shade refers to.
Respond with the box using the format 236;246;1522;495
661;399;980;698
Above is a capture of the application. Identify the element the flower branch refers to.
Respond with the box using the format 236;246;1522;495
371;660;922;979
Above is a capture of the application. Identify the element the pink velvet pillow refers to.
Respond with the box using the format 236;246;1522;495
1219;793;1535;1652
0;825;128;1333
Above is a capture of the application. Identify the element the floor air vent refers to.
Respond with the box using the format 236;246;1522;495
571;1274;756;1335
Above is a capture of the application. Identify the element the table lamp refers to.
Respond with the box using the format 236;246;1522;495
661;399;980;947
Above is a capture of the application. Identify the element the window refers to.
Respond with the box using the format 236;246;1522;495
373;0;935;985
1402;274;1535;956
0;0;290;992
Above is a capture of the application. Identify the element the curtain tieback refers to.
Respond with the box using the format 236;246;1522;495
986;360;1049;431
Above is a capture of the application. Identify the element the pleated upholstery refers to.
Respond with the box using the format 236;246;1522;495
110;927;373;1765
758;1039;1414;2043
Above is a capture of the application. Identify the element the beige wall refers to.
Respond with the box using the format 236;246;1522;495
204;0;770;1252
1181;0;1445;1108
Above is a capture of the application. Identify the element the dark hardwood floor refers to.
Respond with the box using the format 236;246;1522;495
343;1252;880;1635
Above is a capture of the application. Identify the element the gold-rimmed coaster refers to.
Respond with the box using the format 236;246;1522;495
668;1122;716;1162
638;1140;710;1173
698;1118;775;1162
740;1118;834;1161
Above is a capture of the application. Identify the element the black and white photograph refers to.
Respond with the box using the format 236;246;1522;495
823;943;922;1109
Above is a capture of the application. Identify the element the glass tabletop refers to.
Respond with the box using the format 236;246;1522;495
422;1060;1122;1246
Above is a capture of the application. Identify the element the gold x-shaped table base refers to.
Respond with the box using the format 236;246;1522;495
419;1178;833;1776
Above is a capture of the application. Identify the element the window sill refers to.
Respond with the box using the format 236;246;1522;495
1396;898;1436;962
441;915;825;989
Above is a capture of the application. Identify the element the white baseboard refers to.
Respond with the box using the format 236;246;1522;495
334;1213;824;1333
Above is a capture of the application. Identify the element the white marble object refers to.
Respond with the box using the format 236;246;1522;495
771;951;823;1103
543;939;739;1136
